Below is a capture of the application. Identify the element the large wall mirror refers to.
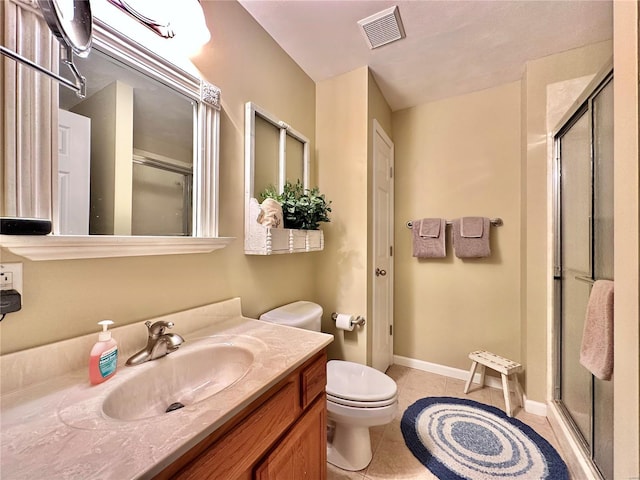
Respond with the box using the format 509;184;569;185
58;47;196;236
1;3;229;259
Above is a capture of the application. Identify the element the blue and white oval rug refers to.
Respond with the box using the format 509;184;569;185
401;397;569;480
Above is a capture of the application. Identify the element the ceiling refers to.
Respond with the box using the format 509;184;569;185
238;0;613;111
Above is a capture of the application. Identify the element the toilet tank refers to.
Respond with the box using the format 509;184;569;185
259;301;323;332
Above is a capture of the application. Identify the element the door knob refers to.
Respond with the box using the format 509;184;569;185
375;268;387;277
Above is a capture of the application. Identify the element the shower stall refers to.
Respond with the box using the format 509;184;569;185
553;70;613;479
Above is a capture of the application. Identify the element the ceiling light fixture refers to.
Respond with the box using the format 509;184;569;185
107;0;211;54
357;5;406;50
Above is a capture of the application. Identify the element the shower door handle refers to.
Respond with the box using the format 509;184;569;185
375;268;387;277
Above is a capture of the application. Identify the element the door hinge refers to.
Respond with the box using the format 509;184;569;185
390;245;393;257
389;325;393;335
389;166;393;178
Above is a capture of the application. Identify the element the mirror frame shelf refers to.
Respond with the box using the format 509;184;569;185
1;4;232;261
0;235;234;261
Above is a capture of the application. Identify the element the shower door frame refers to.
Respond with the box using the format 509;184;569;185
551;66;613;480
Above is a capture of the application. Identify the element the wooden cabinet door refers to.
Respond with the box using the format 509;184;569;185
254;395;326;480
174;378;300;480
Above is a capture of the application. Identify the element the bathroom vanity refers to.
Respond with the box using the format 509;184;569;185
158;350;327;479
0;298;333;479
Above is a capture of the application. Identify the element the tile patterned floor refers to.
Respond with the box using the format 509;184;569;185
327;364;570;480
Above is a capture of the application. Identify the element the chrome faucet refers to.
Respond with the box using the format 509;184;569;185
126;321;185;366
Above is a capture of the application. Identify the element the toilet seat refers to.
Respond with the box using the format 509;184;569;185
327;360;398;402
327;392;398;408
326;397;398;425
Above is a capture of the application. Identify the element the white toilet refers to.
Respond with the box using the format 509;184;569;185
260;301;398;471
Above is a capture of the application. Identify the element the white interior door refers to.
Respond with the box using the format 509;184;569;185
372;120;394;372
58;109;91;235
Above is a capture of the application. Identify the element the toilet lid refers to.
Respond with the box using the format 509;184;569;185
326;360;397;402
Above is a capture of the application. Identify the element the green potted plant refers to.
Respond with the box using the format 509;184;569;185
259;180;331;230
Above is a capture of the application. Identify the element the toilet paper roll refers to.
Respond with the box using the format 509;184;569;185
335;313;355;331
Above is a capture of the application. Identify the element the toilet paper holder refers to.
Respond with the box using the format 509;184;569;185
331;312;366;327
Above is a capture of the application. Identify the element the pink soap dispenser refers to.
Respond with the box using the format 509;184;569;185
89;320;118;385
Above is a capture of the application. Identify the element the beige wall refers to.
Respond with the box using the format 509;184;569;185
133;132;192;166
392;81;522;371
389;41;612;397
112;82;134;236
612;1;639;475
367;72;393;138
522;40;612;402
0;0;318;355
315;68;393;365
316;67;369;364
71;81;134;235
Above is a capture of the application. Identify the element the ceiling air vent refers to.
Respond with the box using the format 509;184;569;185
357;5;406;50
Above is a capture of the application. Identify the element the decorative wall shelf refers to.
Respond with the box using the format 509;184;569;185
244;198;323;255
244;102;323;256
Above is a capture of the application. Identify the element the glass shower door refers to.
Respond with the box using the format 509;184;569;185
558;109;593;447
554;74;614;479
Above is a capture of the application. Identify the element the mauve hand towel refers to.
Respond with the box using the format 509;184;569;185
461;216;484;237
412;218;446;258
452;217;491;258
580;280;614;381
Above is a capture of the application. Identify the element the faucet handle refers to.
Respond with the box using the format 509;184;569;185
146;320;175;337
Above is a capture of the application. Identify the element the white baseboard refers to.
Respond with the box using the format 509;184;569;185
394;354;504;389
523;395;548;417
393;354;547;417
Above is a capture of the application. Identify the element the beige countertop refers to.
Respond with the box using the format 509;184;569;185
0;298;333;479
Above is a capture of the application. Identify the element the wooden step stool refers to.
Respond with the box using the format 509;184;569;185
463;350;523;417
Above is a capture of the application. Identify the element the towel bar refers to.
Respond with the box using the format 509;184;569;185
406;218;503;229
574;275;613;285
331;312;366;327
574;275;595;284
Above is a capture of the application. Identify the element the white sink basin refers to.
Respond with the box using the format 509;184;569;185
102;343;254;421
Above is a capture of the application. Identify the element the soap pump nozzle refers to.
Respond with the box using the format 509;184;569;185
98;320;114;342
